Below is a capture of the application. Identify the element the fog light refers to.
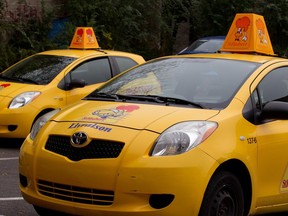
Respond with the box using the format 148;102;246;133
8;125;17;132
149;194;174;209
19;174;28;187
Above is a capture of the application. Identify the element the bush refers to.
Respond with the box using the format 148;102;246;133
0;0;56;71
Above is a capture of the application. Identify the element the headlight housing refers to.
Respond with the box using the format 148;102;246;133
9;91;41;109
30;109;60;140
151;121;218;156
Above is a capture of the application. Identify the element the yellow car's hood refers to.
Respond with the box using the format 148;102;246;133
55;100;220;132
0;81;42;97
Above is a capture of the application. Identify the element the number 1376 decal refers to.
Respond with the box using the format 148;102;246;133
247;137;257;144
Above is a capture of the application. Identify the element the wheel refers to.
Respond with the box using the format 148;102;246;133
33;205;67;216
199;171;245;216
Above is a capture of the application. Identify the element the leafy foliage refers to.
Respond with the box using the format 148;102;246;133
1;0;288;71
0;0;56;71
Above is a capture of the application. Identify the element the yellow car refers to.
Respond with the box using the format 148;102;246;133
0;27;145;139
19;14;288;215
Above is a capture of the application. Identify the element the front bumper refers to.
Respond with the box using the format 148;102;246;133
19;124;217;216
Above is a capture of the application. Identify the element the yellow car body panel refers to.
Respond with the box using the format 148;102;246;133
19;52;288;215
0;49;145;138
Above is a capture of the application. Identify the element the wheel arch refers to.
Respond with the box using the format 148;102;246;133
31;108;55;130
214;159;252;216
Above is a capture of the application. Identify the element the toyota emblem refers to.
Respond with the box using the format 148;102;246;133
71;132;88;147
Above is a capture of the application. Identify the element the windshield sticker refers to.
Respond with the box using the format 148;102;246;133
281;164;288;192
117;72;161;95
0;83;10;89
68;123;112;132
82;105;139;122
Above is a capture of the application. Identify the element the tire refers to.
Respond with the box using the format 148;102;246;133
33;205;67;216
199;171;245;216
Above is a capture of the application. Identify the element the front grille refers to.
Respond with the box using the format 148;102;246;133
45;135;124;161
37;179;114;206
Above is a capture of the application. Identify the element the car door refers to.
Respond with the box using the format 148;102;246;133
59;56;140;105
252;66;288;207
61;57;113;104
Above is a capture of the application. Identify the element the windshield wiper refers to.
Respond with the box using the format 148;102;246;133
86;93;158;102
0;75;39;84
0;75;20;82
85;92;120;101
17;77;39;84
85;93;204;108
147;95;204;108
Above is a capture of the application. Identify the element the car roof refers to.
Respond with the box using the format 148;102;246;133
159;52;285;64
37;49;143;59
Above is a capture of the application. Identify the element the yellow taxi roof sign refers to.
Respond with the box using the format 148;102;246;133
220;13;274;55
69;27;100;49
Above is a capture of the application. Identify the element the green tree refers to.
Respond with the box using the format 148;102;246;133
60;0;163;60
253;0;288;56
0;0;55;71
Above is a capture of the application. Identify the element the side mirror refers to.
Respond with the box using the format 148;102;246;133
262;101;288;120
65;79;86;90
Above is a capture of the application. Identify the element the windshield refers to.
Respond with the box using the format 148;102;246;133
88;58;260;109
0;54;76;85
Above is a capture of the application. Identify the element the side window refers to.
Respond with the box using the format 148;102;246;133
70;58;112;85
244;67;288;125
114;57;138;75
258;67;288;106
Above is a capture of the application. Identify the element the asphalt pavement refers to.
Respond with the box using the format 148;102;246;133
0;138;37;216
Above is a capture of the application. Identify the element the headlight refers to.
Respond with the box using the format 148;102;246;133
30;109;60;140
151;121;218;156
9;91;41;109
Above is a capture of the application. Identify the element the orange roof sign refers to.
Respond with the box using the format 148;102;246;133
69;27;100;49
220;13;274;55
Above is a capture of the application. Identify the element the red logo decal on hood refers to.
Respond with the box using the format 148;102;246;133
116;105;139;112
0;83;10;89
